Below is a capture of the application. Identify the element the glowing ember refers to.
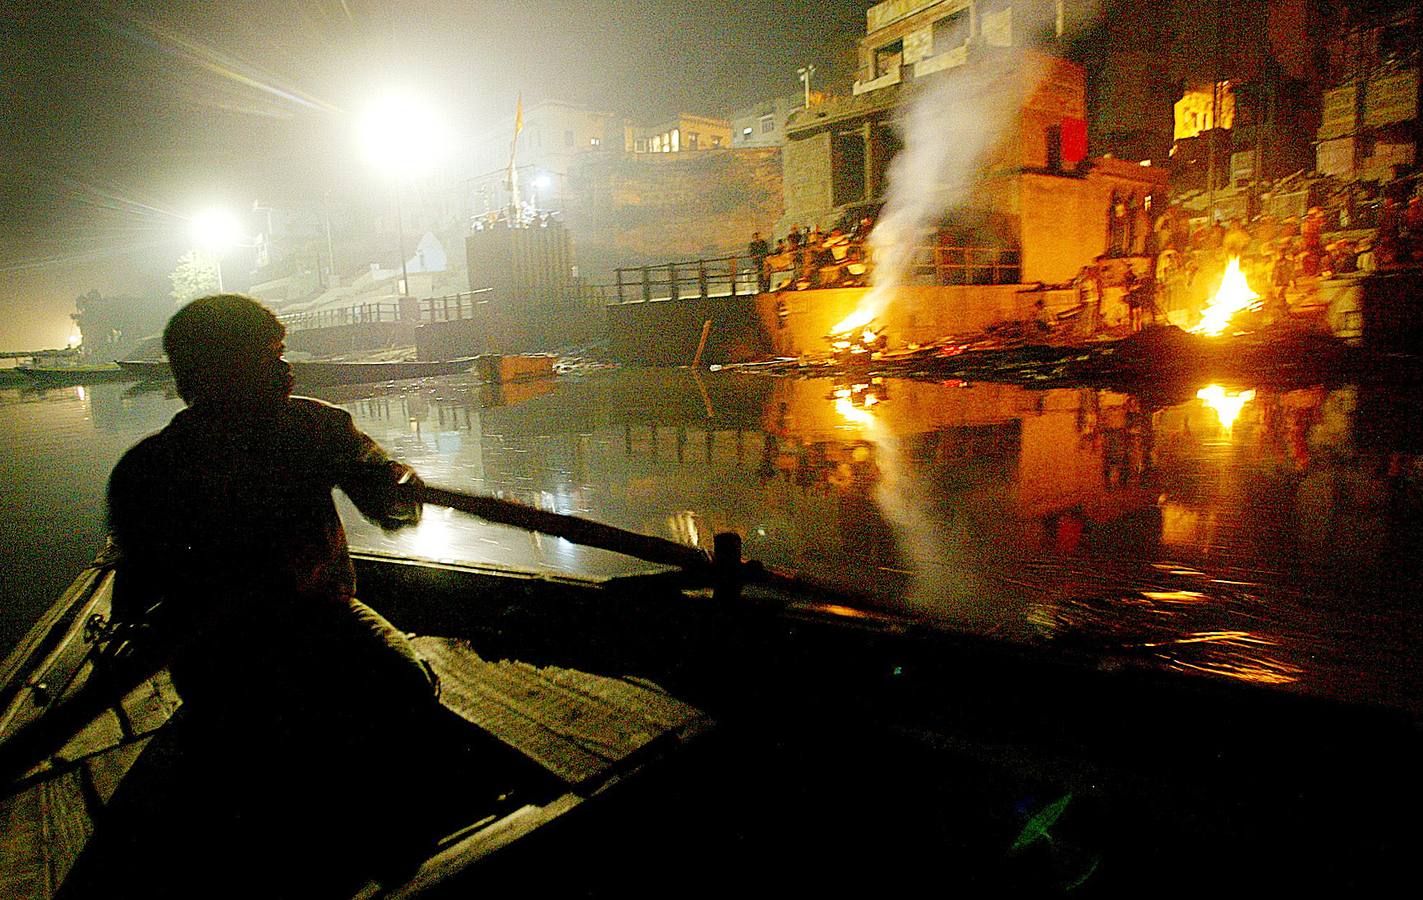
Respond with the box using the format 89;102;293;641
1190;257;1260;337
1197;384;1256;431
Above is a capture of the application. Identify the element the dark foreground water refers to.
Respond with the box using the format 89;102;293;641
2;369;1420;713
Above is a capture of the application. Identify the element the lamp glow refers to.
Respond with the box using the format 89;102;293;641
189;207;243;251
358;90;449;177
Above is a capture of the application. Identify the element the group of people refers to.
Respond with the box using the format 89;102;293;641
747;215;877;292
1079;184;1423;336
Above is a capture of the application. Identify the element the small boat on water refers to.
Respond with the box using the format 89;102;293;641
117;356;479;387
14;363;137;387
1;489;1418;896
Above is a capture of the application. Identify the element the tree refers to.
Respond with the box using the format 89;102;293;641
169;251;219;304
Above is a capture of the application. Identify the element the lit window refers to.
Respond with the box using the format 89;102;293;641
590;136;601;147
742;126;753;137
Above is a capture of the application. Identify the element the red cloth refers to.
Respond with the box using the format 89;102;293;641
1061;117;1088;163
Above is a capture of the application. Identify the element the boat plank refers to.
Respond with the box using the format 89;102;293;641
415;637;709;786
54;708;124;763
84;735;153;806
0;766;94;898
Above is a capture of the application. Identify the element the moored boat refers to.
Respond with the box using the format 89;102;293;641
1;490;1418;897
14;363;137;386
118;356;479;387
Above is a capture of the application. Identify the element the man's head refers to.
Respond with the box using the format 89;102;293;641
164;293;293;407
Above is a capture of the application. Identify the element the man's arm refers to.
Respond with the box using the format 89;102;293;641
321;404;423;531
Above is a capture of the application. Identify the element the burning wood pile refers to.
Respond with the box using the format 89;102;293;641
726;255;1360;390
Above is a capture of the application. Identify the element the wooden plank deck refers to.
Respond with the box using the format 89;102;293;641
415;636;709;787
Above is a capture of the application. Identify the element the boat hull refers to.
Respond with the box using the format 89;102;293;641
15;364;136;386
3;548;1419;896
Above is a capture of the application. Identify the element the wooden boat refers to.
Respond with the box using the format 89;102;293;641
14;363;137;387
117;356;479;387
1;489;1419;897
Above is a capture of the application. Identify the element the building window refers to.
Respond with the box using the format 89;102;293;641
687;132;699;150
712;136;722;148
760;114;775;134
590;136;601;147
932;9;969;54
671;129;679;152
635;138;648;153
564;130;574;147
874;39;903;78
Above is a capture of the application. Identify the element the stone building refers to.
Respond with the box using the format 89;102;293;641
730;94;827;148
1315;1;1420;182
780;0;1165;286
629;114;732;154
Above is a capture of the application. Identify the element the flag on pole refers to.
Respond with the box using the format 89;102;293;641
507;94;523;219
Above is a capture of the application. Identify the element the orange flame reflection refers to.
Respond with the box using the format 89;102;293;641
1196;384;1255;431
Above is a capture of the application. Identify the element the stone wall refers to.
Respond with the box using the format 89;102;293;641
563;148;783;281
605;296;770;366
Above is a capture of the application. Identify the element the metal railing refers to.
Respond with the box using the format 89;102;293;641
611;255;760;305
419;289;493;322
605;243;1021;304
278;290;494;333
278;302;402;333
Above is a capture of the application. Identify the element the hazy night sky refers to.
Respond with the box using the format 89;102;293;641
0;0;867;349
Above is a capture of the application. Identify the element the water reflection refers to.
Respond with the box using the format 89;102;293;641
334;370;1420;709
2;369;1419;713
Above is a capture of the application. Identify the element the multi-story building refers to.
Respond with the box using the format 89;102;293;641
781;0;1163;286
1315;1;1420;182
629;114;732;154
730;95;823;148
464;100;628;218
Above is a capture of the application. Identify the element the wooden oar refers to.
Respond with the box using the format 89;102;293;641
417;485;864;608
415;485;713;575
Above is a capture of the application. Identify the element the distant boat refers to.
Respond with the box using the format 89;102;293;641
15;363;137;386
117;357;479;386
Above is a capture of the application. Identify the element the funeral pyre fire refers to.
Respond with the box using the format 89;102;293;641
829;323;888;357
1191;257;1261;337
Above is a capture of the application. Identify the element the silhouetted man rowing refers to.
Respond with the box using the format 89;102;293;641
97;293;450;894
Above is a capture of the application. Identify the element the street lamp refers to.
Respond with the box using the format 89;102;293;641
189;206;243;291
358;90;447;298
532;172;552;212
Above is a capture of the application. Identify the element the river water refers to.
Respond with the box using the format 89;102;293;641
2;368;1420;713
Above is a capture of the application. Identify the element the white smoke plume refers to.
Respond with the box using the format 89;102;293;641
834;52;1048;334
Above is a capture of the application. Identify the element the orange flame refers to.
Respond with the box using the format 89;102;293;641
1190;257;1259;336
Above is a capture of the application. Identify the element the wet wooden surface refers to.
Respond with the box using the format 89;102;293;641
415;636;709;786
